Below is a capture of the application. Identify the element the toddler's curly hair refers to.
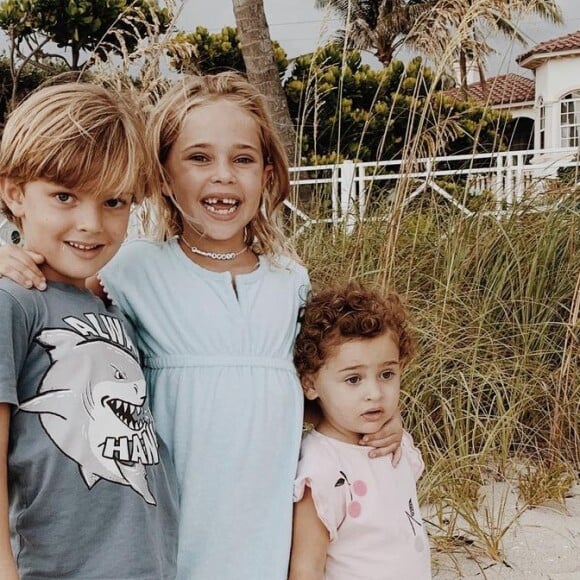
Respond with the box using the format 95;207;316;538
294;282;414;379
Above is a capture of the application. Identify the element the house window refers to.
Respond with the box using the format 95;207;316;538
538;97;545;149
560;91;580;147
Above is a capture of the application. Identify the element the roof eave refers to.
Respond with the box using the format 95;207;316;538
518;48;580;70
493;100;535;110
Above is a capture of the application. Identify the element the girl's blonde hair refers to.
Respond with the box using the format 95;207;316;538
147;72;292;257
0;82;155;227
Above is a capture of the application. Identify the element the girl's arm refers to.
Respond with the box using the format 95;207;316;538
306;403;404;464
0;246;46;290
0;404;19;580
289;487;329;580
0;247;109;303
361;407;404;463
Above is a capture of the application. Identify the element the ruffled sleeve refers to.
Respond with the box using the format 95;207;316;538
401;430;425;482
293;433;348;541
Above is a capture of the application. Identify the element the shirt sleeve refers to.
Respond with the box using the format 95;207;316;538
293;436;347;541
293;263;311;339
297;265;311;307
402;430;425;482
98;244;137;323
0;289;31;406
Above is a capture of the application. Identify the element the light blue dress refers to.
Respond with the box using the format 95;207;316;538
100;238;308;580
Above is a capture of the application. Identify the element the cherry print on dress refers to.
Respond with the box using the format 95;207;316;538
334;471;367;519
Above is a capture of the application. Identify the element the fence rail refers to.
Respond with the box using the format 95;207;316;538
1;148;578;245
286;147;579;233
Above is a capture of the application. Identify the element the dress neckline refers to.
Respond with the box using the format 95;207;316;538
169;237;267;284
310;428;374;453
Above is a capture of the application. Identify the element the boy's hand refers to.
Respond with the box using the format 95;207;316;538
360;408;403;464
0;246;46;290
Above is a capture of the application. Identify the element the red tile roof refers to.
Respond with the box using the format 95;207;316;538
517;30;580;69
446;74;535;106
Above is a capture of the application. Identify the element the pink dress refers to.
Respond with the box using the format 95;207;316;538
294;430;432;580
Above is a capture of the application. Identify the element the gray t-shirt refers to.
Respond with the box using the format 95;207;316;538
0;280;178;580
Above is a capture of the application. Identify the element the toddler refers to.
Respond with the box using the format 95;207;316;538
290;282;431;579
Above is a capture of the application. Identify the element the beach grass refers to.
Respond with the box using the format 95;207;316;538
291;187;579;563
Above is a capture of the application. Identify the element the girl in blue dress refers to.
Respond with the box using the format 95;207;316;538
0;72;403;579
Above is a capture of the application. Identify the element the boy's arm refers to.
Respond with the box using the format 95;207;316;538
0;246;45;290
288;487;329;580
0;404;18;579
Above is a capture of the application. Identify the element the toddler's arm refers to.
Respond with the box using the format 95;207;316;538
0;246;45;290
289;487;328;580
0;404;19;580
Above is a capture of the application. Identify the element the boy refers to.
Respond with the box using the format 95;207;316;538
0;83;178;579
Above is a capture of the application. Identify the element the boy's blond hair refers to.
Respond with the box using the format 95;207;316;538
0;82;156;227
146;72;292;257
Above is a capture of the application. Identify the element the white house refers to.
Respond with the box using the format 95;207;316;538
517;30;580;152
451;30;580;157
447;72;536;149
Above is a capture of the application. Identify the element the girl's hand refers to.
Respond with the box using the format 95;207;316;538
0;246;46;290
360;408;403;464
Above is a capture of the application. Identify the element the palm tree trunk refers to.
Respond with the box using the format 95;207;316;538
232;0;296;162
376;43;394;67
459;48;468;97
72;41;80;70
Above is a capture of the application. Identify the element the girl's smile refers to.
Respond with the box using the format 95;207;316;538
163;99;272;256
202;196;240;215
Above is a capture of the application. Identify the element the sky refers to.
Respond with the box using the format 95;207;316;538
175;0;580;78
0;0;576;78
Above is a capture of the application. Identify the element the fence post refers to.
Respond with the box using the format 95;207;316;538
358;164;367;220
331;165;340;227
515;152;525;203
340;160;356;233
505;152;514;206
493;154;504;212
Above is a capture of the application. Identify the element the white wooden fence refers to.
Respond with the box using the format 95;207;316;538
1;147;578;245
285;147;579;234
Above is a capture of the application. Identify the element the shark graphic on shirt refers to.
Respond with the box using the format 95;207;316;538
20;326;159;505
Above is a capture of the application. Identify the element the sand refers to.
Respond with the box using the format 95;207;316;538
430;482;580;579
